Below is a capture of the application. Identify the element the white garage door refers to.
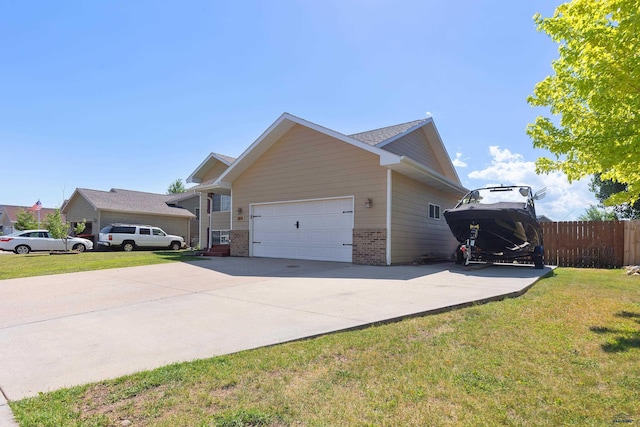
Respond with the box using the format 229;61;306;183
251;198;354;262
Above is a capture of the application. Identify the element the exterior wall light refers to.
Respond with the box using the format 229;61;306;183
365;198;372;208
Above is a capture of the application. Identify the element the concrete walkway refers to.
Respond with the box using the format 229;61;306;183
0;258;553;425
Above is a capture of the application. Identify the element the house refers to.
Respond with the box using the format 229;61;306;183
61;188;196;244
186;152;236;249
0;204;58;235
190;113;467;265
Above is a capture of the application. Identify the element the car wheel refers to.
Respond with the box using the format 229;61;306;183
15;245;30;254
122;241;135;252
73;243;86;253
170;241;181;251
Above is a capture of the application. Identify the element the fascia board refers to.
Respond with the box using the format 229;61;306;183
374;117;434;149
375;119;462;185
73;189;99;212
423;120;463;184
218;112;403;184
100;208;195;218
385;155;468;194
186;153;233;184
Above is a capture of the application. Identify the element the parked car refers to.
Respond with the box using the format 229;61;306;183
0;230;94;254
98;224;186;251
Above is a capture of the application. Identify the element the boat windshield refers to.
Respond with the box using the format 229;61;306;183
460;186;532;205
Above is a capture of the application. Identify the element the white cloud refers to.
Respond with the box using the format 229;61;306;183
466;146;598;221
452;152;467;168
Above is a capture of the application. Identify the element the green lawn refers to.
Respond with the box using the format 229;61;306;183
9;268;640;426
0;250;203;280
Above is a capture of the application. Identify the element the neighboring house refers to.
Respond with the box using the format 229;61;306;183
186;152;236;249
537;215;553;223
0;204;58;235
164;191;202;247
61;188;195;244
191;113;467;265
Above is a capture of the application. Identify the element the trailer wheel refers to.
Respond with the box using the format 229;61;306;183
455;245;464;264
533;245;544;269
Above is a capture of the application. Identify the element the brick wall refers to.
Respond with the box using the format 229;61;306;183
230;230;249;257
353;228;387;266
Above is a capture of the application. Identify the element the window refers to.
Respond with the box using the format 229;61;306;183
153;228;166;236
195;208;200;221
140;228;151;235
428;203;441;220
211;230;230;245
212;194;231;212
111;226;136;234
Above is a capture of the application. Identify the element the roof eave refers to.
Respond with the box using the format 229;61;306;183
99;208;196;219
382;156;468;195
186;153;233;184
374;117;434;148
218;113;398;184
191;179;232;195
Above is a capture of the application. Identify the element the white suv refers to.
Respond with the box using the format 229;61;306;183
98;224;186;251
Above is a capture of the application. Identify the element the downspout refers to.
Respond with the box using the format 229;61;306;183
386;169;392;266
198;192;202;248
208;193;213;249
229;188;233;233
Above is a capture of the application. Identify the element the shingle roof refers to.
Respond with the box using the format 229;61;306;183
76;188;195;218
214;153;237;165
349;119;428;146
165;190;199;204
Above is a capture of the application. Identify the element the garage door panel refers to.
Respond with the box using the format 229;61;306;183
251;198;354;262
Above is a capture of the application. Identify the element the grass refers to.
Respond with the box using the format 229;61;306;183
0;250;205;280
9;268;640;426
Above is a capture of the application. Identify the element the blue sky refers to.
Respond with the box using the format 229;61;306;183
1;0;597;219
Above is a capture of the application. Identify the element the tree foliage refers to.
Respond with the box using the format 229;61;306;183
578;205;618;221
15;209;39;231
167;178;186;194
527;0;640;205
44;209;86;251
590;174;640;218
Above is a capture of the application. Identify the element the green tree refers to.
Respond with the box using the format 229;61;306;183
527;0;640;206
590;174;640;219
15;209;39;230
167;178;186;194
44;209;86;251
578;205;618;221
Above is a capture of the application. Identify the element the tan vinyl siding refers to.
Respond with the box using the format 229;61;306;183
174;195;200;246
202;162;229;183
390;172;460;264
422;124;460;182
100;212;189;241
232;124;387;231
211;212;230;230
382;128;441;172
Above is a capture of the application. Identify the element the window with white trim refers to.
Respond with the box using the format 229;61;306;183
428;203;441;220
212;194;231;212
211;230;230;245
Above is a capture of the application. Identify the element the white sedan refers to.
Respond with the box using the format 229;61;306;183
0;230;93;254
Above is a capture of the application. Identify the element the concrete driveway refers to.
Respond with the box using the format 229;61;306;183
0;257;552;420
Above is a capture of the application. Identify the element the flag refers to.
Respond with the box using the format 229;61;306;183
30;200;42;212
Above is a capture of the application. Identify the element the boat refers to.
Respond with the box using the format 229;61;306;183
443;185;546;268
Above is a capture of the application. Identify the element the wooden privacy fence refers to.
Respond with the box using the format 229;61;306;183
541;220;640;268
